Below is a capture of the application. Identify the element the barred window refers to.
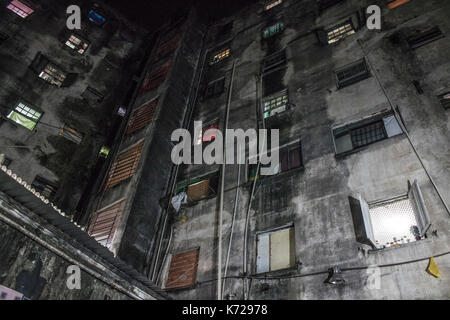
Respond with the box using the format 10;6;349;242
335;59;370;89
59;124;84;144
262;50;286;74
263;90;288;119
7;102;42;131
350;121;386;149
31;175;58;200
327;21;356;44
333;113;403;155
407;26;444;49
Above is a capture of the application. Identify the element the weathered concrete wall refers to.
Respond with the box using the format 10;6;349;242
0;219;132;300
0;0;146;218
89;10;207;274
160;0;450;299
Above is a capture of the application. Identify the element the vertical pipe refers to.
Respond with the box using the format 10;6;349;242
357;39;450;216
218;60;237;300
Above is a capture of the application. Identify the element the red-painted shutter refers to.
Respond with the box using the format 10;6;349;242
140;60;171;94
166;248;199;290
88;200;126;246
104;141;144;189
156;34;181;60
125;99;158;135
202;123;219;142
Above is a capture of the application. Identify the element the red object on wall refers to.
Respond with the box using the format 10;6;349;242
125;98;159;135
140;60;172;94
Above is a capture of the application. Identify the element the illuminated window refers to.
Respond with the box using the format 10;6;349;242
263;89;288;119
349;180;431;249
263;22;285;39
327;21;356;44
7;102;42;131
257;226;295;273
265;0;282;10
210;49;230;65
39;63;67;87
88;9;107;26
6;0;34;18
65;34;89;54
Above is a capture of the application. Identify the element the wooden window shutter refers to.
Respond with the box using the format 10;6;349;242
156;34;181;60
104;141;144;189
187;179;210;202
166;248;199;290
140;60;171;93
387;0;410;9
88;200;126;246
126;99;158;135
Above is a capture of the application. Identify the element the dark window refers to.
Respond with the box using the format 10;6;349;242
407;27;444;49
0;31;9;44
280;142;303;172
82;87;104;102
1;292;7;299
59;124;84;144
262;50;286;74
215;22;233;41
438;92;450;110
333;113;403;155
2;157;12;167
204;78;225;99
31;175;58;200
318;0;345;12
335;59;370;89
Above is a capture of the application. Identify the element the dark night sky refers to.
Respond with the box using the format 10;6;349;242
108;0;257;30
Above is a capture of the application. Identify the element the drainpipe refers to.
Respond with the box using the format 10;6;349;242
357;39;450;216
243;74;265;300
218;60;237;300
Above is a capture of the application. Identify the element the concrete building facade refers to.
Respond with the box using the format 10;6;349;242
148;0;450;299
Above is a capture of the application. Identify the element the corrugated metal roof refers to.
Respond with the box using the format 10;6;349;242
0;165;169;300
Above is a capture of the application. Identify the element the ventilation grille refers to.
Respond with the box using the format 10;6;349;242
407;27;444;49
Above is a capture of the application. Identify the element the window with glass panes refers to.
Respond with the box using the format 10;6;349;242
7;102;42;131
263;22;285;39
327;21;356;44
65;34;89;54
6;0;34;18
263;90;288;119
210;49;230;65
39;63;67;87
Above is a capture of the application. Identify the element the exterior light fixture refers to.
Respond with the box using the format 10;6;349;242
99;146;110;158
324;266;345;285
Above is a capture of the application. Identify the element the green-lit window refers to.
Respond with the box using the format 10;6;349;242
263;22;285;39
263;90;288;119
7;102;42;131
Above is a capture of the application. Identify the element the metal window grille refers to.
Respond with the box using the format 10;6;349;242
335;59;370;88
65;34;89;54
262;50;286;73
39;63;67;86
350;120;386;149
263;22;285;39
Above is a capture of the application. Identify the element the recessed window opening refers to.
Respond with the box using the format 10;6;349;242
263;22;285;39
7;102;42;131
327;20;356;44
